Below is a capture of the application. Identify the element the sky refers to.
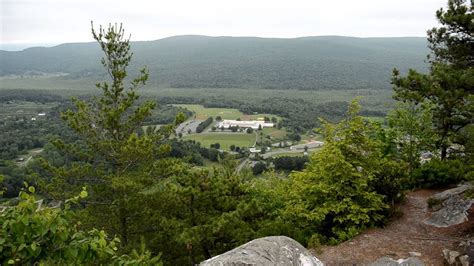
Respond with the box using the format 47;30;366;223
1;0;446;49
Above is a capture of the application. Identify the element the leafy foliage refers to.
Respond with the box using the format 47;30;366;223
1;36;428;90
283;100;405;244
392;0;473;159
146;162;264;264
0;187;161;265
196;117;213;133
40;23;185;253
411;158;467;188
387;101;437;173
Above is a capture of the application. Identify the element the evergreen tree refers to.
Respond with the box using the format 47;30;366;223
41;23;184;250
392;0;473;159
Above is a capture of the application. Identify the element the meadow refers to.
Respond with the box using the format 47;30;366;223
0;77;395;113
183;133;256;150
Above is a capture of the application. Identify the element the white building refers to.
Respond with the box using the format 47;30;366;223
217;120;274;130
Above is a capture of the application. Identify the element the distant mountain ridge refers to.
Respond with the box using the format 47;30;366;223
0;35;429;90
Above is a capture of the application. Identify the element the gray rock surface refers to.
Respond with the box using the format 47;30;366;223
430;183;472;202
443;249;461;265
200;236;323;266
370;256;424;266
458;255;470;266
424;195;473;227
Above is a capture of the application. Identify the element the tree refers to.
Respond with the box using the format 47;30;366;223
252;161;267;175
149;163;263;264
216;116;222;121
392;0;473;159
387;101;437;174
0;186;160;265
41;23;184;250
284;100;390;244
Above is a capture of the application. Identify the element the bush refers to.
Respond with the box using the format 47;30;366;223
252;161;267;175
196;117;213;133
411;159;466;188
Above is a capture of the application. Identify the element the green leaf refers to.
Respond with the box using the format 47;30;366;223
80;190;88;198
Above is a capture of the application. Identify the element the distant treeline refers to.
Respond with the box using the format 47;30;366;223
0;89;64;103
157;96;384;133
196;117;213;133
0;36;428;90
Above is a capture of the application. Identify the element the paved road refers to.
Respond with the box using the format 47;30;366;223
176;119;203;136
261;148;304;159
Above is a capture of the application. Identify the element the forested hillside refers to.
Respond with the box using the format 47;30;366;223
0;36;428;90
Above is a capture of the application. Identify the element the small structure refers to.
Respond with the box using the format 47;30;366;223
217;120;274;130
249;147;261;153
290;141;324;151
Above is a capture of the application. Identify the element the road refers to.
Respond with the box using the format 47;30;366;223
176;119;204;136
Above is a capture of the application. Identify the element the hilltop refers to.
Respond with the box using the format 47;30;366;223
0;35;428;90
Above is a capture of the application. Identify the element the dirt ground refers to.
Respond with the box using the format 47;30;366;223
315;189;474;265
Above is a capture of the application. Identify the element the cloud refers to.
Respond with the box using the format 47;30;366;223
1;0;447;44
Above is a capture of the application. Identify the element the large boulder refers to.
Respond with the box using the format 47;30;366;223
200;236;323;266
424;183;474;228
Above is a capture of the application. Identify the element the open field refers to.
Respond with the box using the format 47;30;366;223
183;133;256;150
0;77;395;113
174;104;283;121
0;101;58;117
174;104;243;120
262;127;287;139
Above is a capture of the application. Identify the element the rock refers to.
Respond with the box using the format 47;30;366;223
424;194;473;227
370;257;424;266
458;255;469;266
430;183;473;202
408;252;421;257
443;249;461;265
199;236;323;266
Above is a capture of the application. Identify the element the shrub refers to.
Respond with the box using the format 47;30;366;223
411;159;466;188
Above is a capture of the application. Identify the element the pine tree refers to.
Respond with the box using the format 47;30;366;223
392;0;473;159
41;23;184;249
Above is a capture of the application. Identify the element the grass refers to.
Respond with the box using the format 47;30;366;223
183;133;256;150
0;101;58;117
174;104;243;120
262;127;287;139
0;77;394;114
174;104;283;122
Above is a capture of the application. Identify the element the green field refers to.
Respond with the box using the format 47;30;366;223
262;127;287;139
0;76;394;114
174;104;243;120
0;101;58;117
173;104;282;122
183;133;256;150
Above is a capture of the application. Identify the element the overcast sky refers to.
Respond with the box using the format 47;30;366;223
2;0;446;48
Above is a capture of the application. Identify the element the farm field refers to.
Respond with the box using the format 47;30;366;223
262;127;287;139
174;104;283;121
174;104;243;120
0;77;394;114
183;133;256;150
0;101;58;117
